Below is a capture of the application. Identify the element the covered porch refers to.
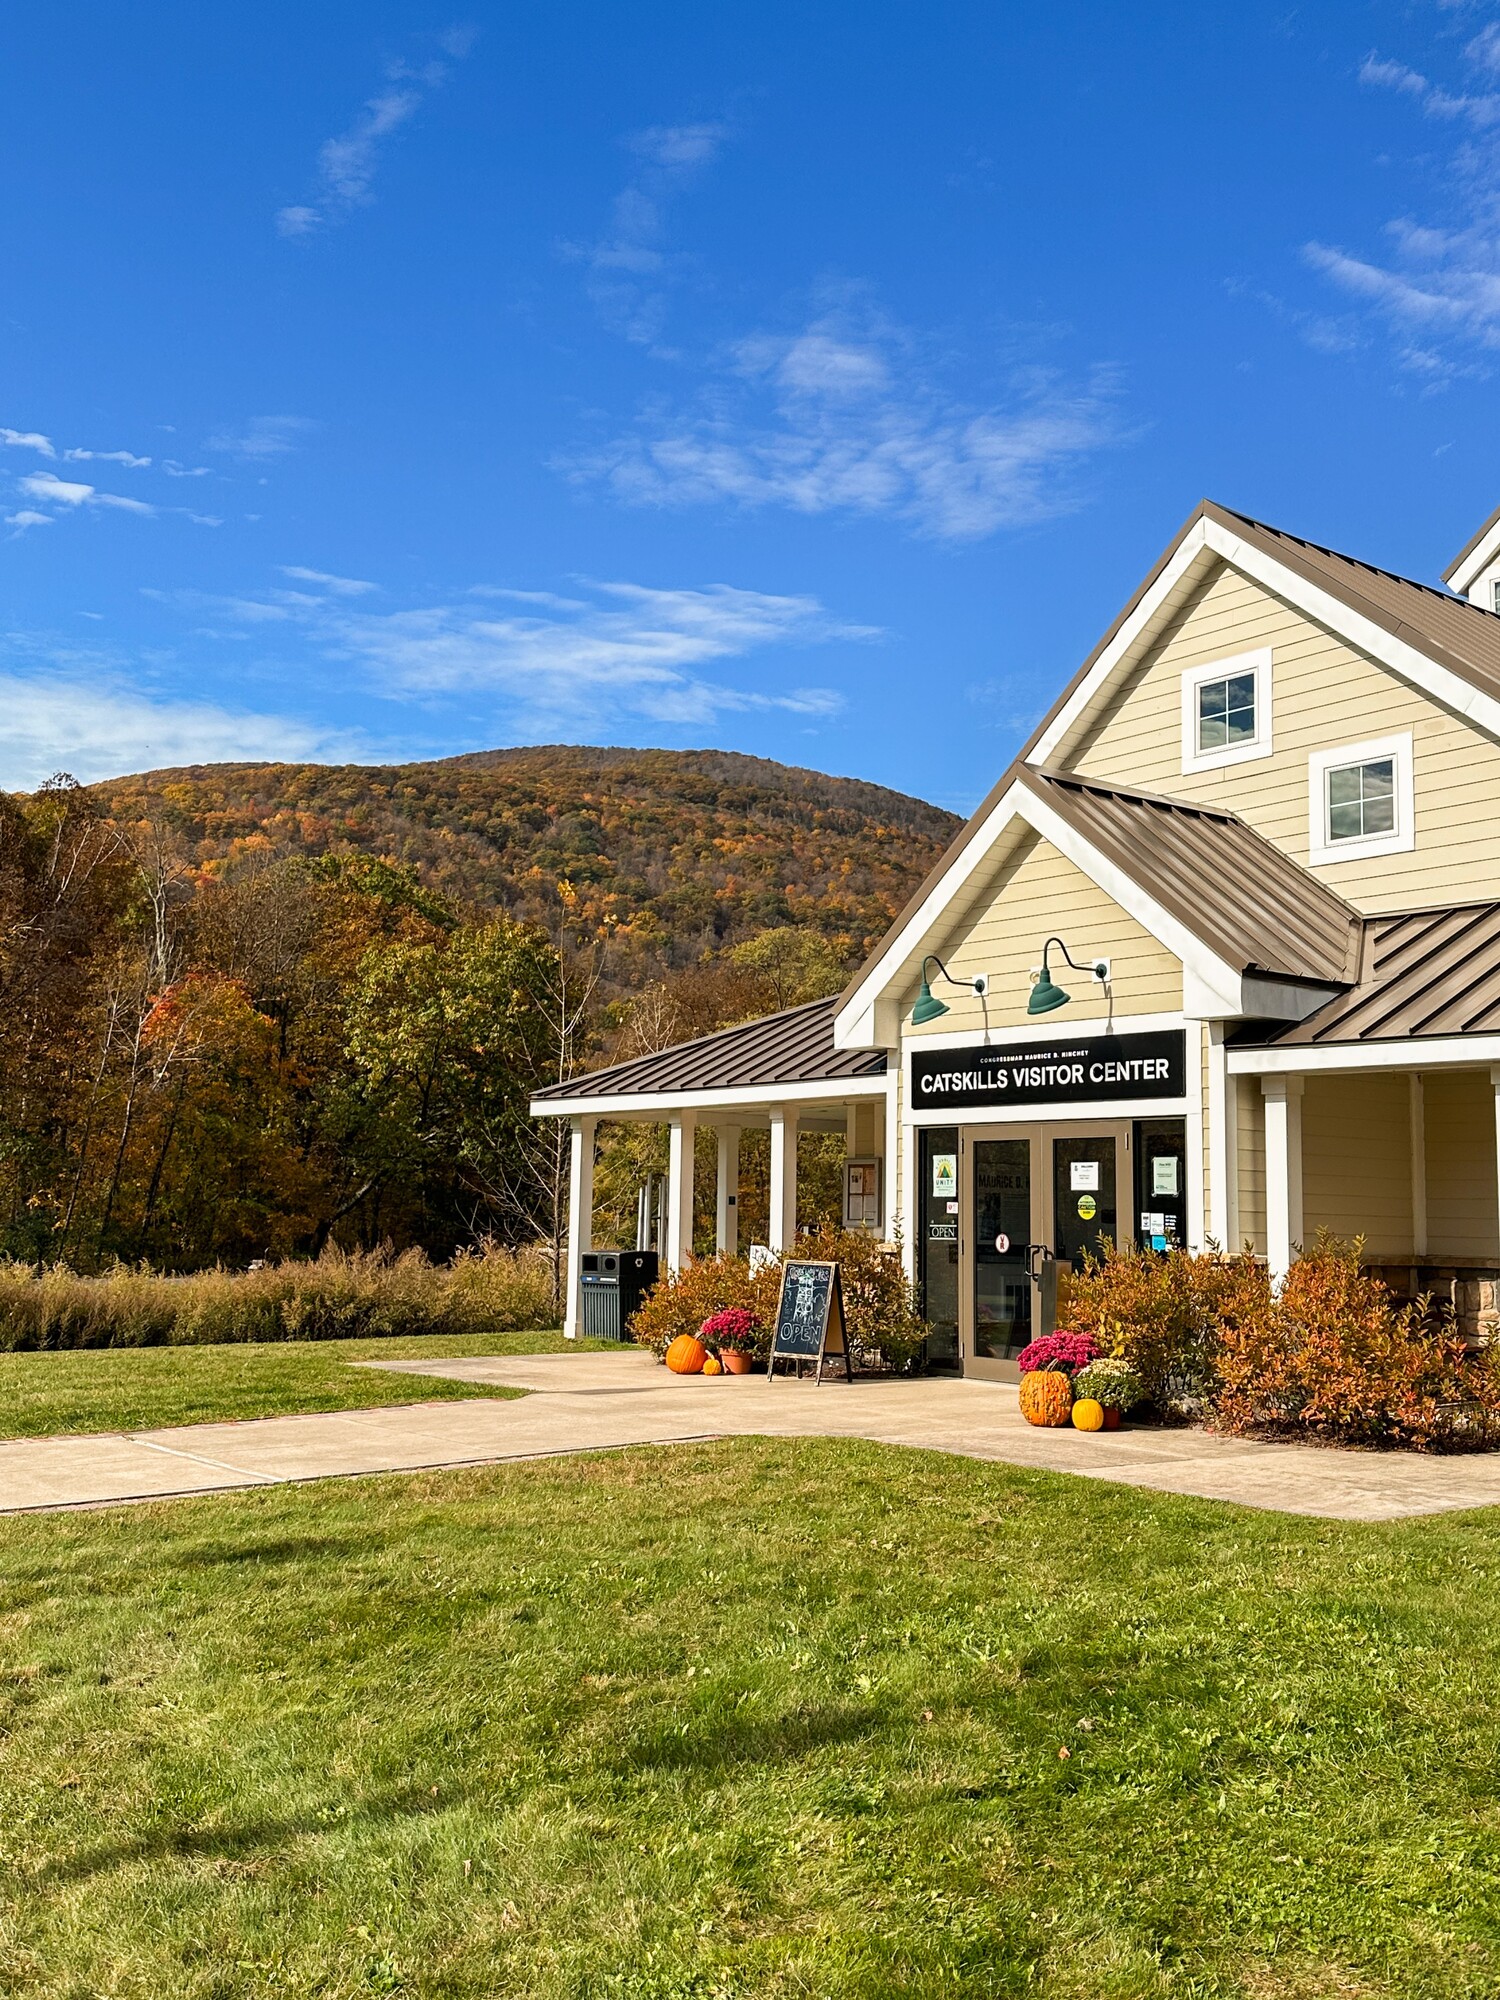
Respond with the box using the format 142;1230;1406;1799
1222;903;1500;1333
529;997;896;1339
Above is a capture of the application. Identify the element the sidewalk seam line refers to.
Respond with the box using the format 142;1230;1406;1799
128;1437;283;1483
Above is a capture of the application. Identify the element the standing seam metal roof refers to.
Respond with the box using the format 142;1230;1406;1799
1022;768;1362;985
531;994;887;1104
1243;903;1500;1045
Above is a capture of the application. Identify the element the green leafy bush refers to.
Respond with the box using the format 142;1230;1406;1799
0;1244;556;1351
1072;1357;1143;1411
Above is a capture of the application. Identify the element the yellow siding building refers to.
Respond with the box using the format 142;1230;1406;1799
535;499;1500;1368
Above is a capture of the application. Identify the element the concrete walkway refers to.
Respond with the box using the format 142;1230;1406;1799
3;1347;1500;1520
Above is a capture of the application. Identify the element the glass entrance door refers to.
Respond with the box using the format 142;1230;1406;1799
972;1137;1032;1362
1052;1134;1118;1272
918;1126;960;1369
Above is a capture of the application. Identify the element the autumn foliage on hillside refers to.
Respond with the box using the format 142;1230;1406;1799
0;749;953;1281
88;746;958;987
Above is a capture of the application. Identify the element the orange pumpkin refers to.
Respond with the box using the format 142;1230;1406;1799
702;1354;723;1376
1018;1369;1074;1427
1071;1397;1105;1432
665;1334;708;1375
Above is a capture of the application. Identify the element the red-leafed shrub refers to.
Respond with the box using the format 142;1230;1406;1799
1214;1233;1500;1448
1062;1241;1263;1415
1015;1329;1099;1377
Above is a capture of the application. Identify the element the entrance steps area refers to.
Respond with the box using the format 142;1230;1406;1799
3;1348;1500;1520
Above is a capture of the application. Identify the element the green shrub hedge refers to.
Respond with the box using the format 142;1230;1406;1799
0;1244;557;1350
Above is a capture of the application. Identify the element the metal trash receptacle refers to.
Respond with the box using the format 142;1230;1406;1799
580;1250;660;1340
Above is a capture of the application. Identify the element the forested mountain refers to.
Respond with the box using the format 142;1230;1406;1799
0;751;954;1275
89;747;959;984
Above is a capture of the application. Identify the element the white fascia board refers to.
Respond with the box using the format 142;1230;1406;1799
1447;518;1500;595
1028;520;1214;766
832;778;1033;1048
1205;520;1500;743
898;1009;1185;1052
530;1072;890;1121
1227;1036;1500;1077
909;1096;1191;1127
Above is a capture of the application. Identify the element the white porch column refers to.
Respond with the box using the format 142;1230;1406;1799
1411;1074;1428;1260
715;1125;740;1256
665;1112;697;1275
768;1105;799;1254
1262;1076;1304;1285
563;1114;596;1340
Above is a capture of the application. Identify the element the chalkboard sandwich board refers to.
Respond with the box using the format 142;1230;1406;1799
768;1260;853;1383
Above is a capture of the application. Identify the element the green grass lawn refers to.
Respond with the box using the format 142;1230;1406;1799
0;1330;599;1439
2;1438;1499;1997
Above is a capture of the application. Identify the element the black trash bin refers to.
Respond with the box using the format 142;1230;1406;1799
580;1250;659;1340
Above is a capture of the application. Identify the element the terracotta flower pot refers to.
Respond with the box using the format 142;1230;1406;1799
1103;1406;1122;1430
722;1351;753;1375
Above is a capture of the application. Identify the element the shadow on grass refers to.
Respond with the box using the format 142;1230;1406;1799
617;1699;886;1775
36;1785;446;1885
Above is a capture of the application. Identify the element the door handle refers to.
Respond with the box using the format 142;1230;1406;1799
1025;1242;1055;1282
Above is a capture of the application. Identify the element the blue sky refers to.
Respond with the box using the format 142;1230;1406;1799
4;2;1500;809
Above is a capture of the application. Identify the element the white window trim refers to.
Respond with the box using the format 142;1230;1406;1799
1307;732;1414;867
1180;648;1273;774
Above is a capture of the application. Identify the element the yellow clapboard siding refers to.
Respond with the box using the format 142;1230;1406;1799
903;828;1182;1036
1301;1074;1412;1258
1236;1076;1266;1255
1423;1073;1499;1262
1063;560;1500;911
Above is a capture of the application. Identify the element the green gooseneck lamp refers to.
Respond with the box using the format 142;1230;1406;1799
1028;938;1110;1016
911;953;989;1025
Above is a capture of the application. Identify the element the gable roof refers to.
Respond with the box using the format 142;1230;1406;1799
1025;769;1361;985
1444;504;1500;592
836;496;1500;1040
531;994;887;1107
1238;901;1500;1046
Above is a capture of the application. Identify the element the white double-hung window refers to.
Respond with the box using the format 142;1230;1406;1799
1180;649;1272;773
1308;733;1414;865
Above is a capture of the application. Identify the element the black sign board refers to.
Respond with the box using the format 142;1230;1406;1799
768;1260;853;1384
911;1028;1186;1114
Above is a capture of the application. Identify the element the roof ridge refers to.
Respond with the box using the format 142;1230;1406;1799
1217;504;1500;620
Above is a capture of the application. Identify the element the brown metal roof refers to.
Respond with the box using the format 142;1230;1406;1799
1214;503;1500;705
531;994;887;1104
1021;767;1362;984
1242;903;1500;1046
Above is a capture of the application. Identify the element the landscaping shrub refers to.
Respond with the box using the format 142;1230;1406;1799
0;1243;557;1351
630;1255;783;1362
1062;1241;1263;1415
798;1224;931;1372
632;1229;931;1373
1215;1233;1500;1449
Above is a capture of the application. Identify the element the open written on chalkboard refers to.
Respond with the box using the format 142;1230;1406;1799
768;1259;853;1384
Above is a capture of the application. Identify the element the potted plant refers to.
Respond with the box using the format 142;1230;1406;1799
1071;1356;1143;1431
1014;1330;1100;1427
701;1306;761;1375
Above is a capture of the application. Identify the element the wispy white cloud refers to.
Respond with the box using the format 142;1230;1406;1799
0;670;366;789
276;29;476;237
562;120;730;350
204;415;316;460
1302;30;1500;374
19;471;156;516
278;564;377;596
1;428;54;457
5;510;52;535
171;573;868;733
62;447;151;468
565;313;1126;541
